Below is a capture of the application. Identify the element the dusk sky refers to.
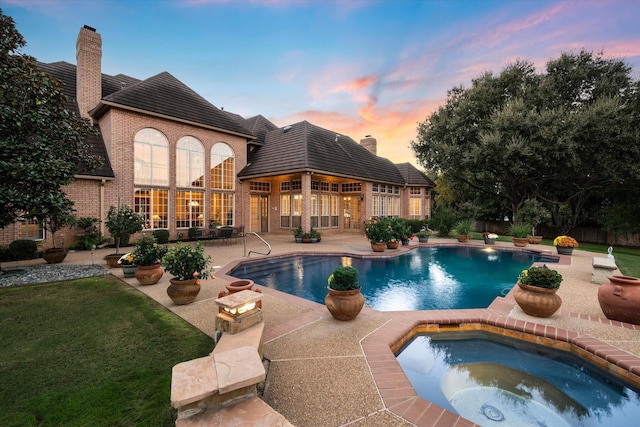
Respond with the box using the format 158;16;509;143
3;0;640;166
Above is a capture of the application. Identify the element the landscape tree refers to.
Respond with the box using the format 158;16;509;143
412;51;639;232
0;10;101;229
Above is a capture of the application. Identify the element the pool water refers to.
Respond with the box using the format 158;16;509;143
396;331;640;426
229;247;557;311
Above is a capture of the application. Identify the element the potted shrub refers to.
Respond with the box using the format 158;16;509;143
118;252;137;278
39;200;76;264
553;235;578;255
325;265;365;321
310;228;321;243
162;241;213;305
514;265;563;317
453;220;472;242
105;203;145;267
416;231;430;243
364;217;391;251
293;226;303;243
482;231;498;245
509;223;531;247
517;199;551;244
302;232;311;243
130;235;168;285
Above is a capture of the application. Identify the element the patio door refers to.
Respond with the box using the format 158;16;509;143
250;195;269;233
343;197;361;230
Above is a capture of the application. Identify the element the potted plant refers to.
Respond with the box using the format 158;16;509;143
162;241;213;305
293;226;303;243
302;232;311;243
482;231;498;245
310;228;321;243
416;231;431;243
364;218;391;251
514;265;563;317
105;203;145;267
453;220;472;242
325;265;365;321
517;199;551;244
118;252;137;278
130;235;168;285
509;223;531;247
553;235;578;255
39;198;76;264
598;275;640;325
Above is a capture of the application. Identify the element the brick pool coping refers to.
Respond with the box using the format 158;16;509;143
217;243;640;426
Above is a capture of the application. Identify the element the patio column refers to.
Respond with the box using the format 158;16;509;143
301;172;312;232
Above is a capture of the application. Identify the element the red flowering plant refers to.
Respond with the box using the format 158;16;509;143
364;217;392;243
516;199;551;237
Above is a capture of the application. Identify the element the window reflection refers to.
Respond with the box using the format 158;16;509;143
176;136;204;188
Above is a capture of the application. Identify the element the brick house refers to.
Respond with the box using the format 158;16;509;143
1;25;433;249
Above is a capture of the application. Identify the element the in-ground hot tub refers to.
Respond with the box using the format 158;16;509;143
396;328;640;426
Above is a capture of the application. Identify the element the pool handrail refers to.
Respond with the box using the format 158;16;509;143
243;232;272;257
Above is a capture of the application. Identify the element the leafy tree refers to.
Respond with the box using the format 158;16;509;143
0;10;101;228
412;51;639;232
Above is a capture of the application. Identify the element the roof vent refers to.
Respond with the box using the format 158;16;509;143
120;82;126;89
83;25;96;32
283;125;292;133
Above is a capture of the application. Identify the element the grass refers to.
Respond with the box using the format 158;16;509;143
0;275;214;427
469;232;640;277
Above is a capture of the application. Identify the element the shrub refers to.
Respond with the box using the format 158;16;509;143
519;265;563;289
130;235;168;266
452;220;472;235
430;206;456;237
162;242;213;280
188;227;202;240
327;266;360;291
152;229;170;244
364;217;392;243
509;223;531;238
105;204;144;254
0;247;11;262
74;216;105;250
9;239;39;260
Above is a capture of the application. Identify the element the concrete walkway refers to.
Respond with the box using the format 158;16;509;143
9;234;640;426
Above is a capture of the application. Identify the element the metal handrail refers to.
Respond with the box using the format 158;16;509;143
243;232;272;257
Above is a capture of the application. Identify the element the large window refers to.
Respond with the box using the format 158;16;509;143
176;136;204;188
211;143;234;190
410;197;422;219
280;194;291;227
134;128;169;186
176;191;204;229
210;193;234;226
21;217;44;240
134;189;169;229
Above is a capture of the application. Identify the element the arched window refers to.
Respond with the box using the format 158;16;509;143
176;136;204;188
134;128;169;186
210;143;234;190
134;128;169;229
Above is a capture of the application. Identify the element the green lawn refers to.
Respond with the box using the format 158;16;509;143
0;276;214;427
470;232;640;277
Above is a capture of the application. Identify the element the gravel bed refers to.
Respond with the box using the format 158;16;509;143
0;264;110;287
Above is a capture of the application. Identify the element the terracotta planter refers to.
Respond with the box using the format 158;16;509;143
105;254;121;268
512;237;528;247
226;279;255;293
598;275;640;325
528;236;543;244
121;264;138;278
325;287;365;321
42;248;67;264
456;234;471;243
370;242;386;252
556;246;574;256
514;282;562;318
167;278;201;305
135;264;164;285
386;241;400;249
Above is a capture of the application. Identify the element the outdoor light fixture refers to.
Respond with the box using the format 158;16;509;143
214;290;263;335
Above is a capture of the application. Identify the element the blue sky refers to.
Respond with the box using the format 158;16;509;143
3;0;640;166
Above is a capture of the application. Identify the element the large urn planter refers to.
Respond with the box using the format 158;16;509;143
105;254;121;268
370;242;386;252
598;275;640;325
456;234;471;243
512;238;528;247
217;279;262;311
42;248;68;264
514;283;562;318
135;264;164;285
556;246;574;256
325;288;365;321
167;278;201;305
386;240;400;249
528;236;543;244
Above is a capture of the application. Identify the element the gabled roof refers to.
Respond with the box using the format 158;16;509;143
238;120;407;185
36;61;115;178
93;72;255;139
395;162;435;187
240;115;278;147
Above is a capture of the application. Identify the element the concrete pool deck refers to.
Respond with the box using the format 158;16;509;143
14;234;640;426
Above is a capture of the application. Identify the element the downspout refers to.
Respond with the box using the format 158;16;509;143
100;179;105;236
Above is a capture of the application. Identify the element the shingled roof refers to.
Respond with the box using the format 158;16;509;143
93;72;254;139
395;162;435;187
36;61;115;178
238;121;407;184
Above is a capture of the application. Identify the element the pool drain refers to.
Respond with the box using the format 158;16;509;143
481;404;505;422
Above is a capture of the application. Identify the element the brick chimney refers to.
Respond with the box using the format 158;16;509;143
360;135;377;155
76;25;102;119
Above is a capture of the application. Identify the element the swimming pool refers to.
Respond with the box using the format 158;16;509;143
396;330;640;426
228;247;558;311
